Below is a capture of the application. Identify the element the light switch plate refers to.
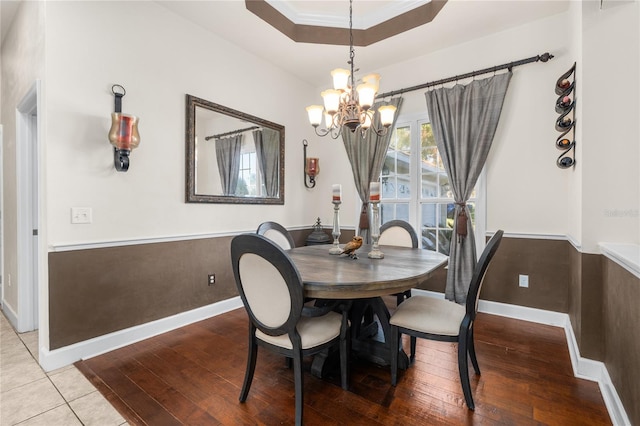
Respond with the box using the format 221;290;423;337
71;207;92;224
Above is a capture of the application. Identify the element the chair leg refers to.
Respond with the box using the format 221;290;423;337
468;326;480;375
396;293;404;307
293;350;304;426
457;334;474;410
390;325;399;386
410;336;417;362
240;332;258;402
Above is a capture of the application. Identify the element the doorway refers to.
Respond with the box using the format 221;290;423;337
16;82;40;333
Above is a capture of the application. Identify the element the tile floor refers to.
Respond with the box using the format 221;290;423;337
0;312;128;425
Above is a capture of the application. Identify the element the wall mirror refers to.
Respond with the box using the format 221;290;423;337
185;94;285;204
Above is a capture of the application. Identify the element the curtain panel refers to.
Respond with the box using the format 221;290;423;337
425;72;512;303
342;97;403;243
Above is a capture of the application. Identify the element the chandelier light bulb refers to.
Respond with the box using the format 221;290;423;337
331;68;350;92
356;83;376;110
321;89;341;115
378;104;397;127
362;73;381;93
306;105;324;127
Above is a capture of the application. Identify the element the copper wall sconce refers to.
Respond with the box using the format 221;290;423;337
303;139;319;188
108;84;140;172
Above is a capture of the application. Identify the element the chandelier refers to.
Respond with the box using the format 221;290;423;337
305;0;397;139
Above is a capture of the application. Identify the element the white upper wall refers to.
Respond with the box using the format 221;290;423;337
580;0;639;252
44;1;331;247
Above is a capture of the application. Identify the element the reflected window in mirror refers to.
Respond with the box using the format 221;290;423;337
186;95;284;204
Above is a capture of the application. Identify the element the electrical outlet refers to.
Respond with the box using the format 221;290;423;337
208;274;216;286
519;274;529;288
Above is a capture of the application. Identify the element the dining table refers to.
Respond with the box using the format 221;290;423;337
286;243;448;377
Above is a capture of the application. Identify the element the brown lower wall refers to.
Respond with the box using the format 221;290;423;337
603;258;640;425
48;227;354;349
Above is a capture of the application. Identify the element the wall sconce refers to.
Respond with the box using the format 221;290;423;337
108;84;140;172
303;139;319;188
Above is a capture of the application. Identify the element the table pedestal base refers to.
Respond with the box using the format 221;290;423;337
310;296;409;380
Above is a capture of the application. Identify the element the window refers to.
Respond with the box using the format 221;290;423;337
379;114;484;255
236;151;256;196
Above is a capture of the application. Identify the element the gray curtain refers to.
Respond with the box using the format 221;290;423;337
425;72;511;303
253;128;280;197
342;97;402;243
215;134;243;196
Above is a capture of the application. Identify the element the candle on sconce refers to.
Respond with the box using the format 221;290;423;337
332;184;342;202
369;182;380;201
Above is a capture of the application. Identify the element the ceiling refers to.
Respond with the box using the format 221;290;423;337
1;1;570;88
157;0;570;87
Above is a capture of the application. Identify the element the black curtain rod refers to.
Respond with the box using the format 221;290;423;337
205;125;260;141
376;52;554;99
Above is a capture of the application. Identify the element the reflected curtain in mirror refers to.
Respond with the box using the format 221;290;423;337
215;134;243;196
253;128;280;198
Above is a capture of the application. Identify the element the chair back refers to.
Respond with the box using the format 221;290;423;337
379;220;418;248
465;230;503;319
257;221;295;250
231;234;303;337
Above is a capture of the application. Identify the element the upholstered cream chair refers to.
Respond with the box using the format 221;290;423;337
379;220;419;306
257;221;295;250
389;230;504;410
231;233;349;426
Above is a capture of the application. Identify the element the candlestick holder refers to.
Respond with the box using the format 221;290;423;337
329;200;343;254
368;200;384;259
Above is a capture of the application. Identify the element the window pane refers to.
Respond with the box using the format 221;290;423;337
422;146;438;169
396;203;409;221
422;171;437;198
439;174;451;198
380;203;392;224
421;227;436;251
395;126;411;153
439;229;452;255
439;203;454;229
421;203;436;227
421;123;436;149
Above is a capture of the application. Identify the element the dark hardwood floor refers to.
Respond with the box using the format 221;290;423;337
76;299;611;425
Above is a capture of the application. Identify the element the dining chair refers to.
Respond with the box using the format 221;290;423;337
379;220;419;306
231;233;349;426
389;230;504;410
257;221;295;250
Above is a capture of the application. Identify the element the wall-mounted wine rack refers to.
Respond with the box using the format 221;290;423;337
555;62;576;168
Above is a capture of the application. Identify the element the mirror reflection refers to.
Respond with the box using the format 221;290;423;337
186;95;284;204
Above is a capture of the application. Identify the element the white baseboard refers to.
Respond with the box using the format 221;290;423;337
38;297;243;372
1;301;19;330
412;290;631;426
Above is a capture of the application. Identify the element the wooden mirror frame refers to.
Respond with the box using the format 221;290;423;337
185;94;285;204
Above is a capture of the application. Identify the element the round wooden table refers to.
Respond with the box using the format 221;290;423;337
288;244;448;299
287;243;448;374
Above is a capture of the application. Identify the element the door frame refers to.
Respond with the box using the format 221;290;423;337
16;81;41;333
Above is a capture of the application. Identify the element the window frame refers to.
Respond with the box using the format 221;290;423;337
380;112;487;255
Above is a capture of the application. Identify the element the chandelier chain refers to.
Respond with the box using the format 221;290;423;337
349;0;355;89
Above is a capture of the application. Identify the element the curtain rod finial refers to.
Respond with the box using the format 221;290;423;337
539;52;553;62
